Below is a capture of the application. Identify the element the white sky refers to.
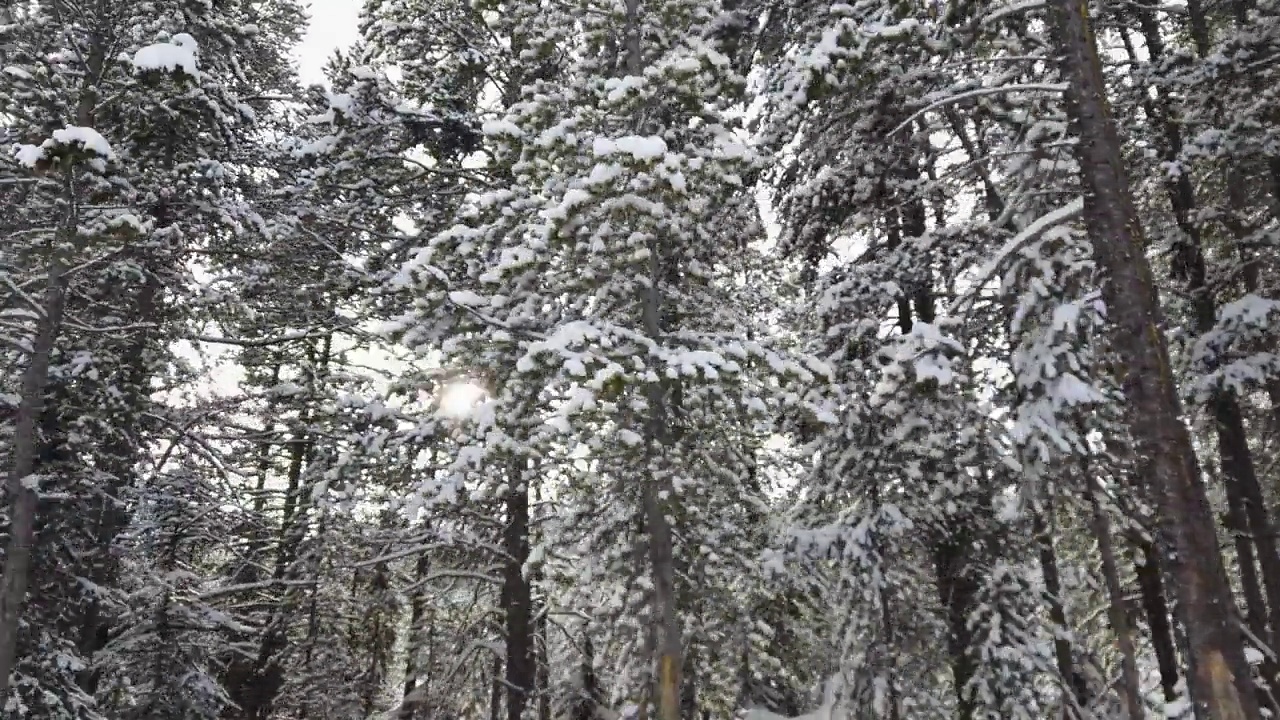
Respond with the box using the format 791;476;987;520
295;0;363;85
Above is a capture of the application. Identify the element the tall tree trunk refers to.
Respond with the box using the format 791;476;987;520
932;528;980;720
896;150;980;720
619;0;683;714
0;211;72;700
77;268;162;695
503;463;534;720
1130;0;1280;672
491;654;504;720
1088;478;1146;720
574;632;601;720
0;29;106;699
1131;534;1182;702
402;552;431;720
235;361;281;587
681;645;698;720
536;607;551;720
1049;0;1260;717
1034;504;1090;714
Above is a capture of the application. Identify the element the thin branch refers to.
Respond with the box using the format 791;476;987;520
888;83;1068;137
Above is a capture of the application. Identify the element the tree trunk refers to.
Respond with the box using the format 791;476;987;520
1131;535;1182;702
491;655;504;720
536;609;551;720
504;464;534;720
402;552;429;719
1131;0;1280;671
1088;479;1146;720
0;220;72;700
0;29;106;699
574;632;601;720
932;527;980;720
620;0;683;713
1034;505;1090;714
1049;0;1260;717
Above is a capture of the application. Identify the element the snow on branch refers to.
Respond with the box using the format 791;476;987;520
953;197;1084;315
888;83;1068;137
12;125;115;169
130;33;201;80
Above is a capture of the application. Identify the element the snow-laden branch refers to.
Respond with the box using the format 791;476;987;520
196;578;318;600
888;83;1068;137
952;196;1085;316
188;325;365;348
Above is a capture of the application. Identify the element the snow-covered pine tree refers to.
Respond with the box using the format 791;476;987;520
0;1;304;716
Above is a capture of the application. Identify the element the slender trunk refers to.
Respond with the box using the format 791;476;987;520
897;148;979;720
1226;176;1280;437
1049;0;1260;717
504;464;534;720
574;632;600;720
532;480;551;720
236;362;282;586
932;528;979;720
0;29;106;698
491;655;504;720
681;645;698;719
0;219;72;699
640;461;681;720
77;269;162;694
1088;479;1145;720
1034;506;1090;713
1131;535;1182;702
619;0;682;713
536;606;551;720
1221;463;1272;663
868;481;902;720
402;553;430;719
1132;0;1280;669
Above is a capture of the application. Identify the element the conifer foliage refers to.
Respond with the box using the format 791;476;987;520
2;0;1280;718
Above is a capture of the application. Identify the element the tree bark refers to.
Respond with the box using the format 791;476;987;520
0;219;72;699
1131;535;1182;702
1130;0;1280;673
503;464;534;720
1034;504;1090;714
491;654;504;720
1049;0;1261;717
1088;479;1145;720
619;0;683;713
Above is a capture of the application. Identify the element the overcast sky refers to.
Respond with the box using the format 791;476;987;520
295;0;363;85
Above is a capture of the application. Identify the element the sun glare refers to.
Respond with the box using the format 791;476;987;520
437;381;486;419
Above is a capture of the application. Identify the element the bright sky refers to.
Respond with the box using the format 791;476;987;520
295;0;363;85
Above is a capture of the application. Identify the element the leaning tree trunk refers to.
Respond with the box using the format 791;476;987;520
0;29;106;699
1128;0;1280;675
0;215;72;700
1048;0;1261;718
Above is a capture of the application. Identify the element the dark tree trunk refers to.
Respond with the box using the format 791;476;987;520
401;553;431;719
1131;536;1182;702
0;31;106;698
0;218;71;700
1034;505;1090;713
932;527;980;720
1131;0;1280;668
491;655;504;720
1087;479;1145;720
574;633;601;720
1049;0;1261;717
503;465;534;720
